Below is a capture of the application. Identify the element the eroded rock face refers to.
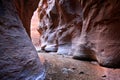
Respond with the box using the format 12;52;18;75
73;0;120;68
0;0;45;79
38;0;82;55
39;0;120;68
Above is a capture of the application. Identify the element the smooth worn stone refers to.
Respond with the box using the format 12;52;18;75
0;0;45;79
38;0;82;55
38;0;120;68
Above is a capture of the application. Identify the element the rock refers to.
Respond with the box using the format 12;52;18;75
13;0;40;37
61;68;74;74
38;0;82;55
38;0;120;68
44;44;58;52
0;0;45;79
73;0;120;68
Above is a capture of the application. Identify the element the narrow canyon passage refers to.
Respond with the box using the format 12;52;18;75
1;0;120;80
31;4;120;80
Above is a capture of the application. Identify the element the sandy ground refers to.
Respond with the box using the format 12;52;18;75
31;10;120;80
39;53;120;80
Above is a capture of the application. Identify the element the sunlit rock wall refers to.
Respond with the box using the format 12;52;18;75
0;0;45;79
38;0;82;55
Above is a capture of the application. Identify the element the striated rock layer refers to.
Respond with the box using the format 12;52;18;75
38;0;120;68
0;0;45;79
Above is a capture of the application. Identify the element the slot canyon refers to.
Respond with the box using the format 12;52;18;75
0;0;120;80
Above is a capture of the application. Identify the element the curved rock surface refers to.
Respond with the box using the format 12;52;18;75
73;0;120;68
0;0;45;79
38;0;82;55
14;0;40;37
38;0;120;68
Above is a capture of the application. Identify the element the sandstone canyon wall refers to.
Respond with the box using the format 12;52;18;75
38;0;120;68
38;0;82;55
0;0;45;79
14;0;40;37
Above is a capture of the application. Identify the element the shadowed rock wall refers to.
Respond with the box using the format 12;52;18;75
38;0;120;68
0;0;45;79
14;0;40;37
73;0;120;68
38;0;82;55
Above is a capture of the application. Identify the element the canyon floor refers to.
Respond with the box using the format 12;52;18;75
31;10;120;80
38;52;120;80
